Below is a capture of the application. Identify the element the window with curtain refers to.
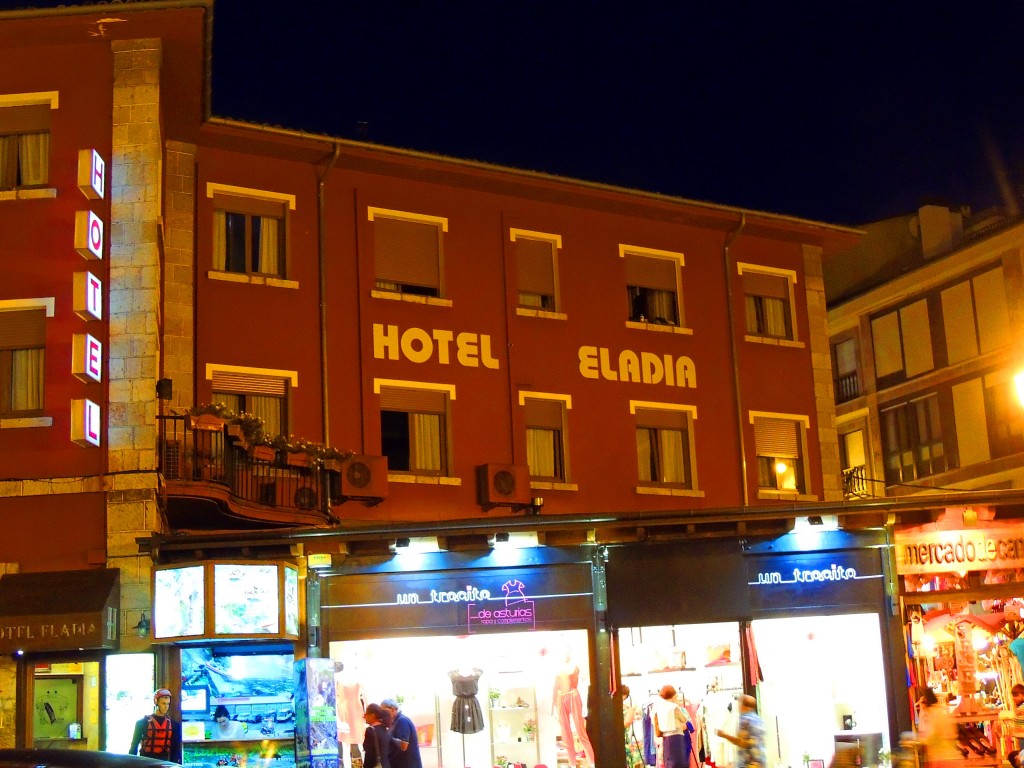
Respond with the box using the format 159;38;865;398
625;253;680;326
0;103;50;190
742;270;794;340
0;308;46;417
379;386;448;474
635;408;691;487
524;397;567;480
880;394;946;486
211;370;288;437
212;193;286;277
371;211;444;297
515;235;558;310
753;416;805;492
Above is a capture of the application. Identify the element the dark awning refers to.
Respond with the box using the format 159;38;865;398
0;568;120;653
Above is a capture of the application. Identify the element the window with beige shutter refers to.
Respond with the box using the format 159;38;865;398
753;416;805;492
515;236;558;310
379;386;450;474
211;370;289;436
0;308;46;416
524;397;567;480
625;254;680;326
0;103;50;190
635;407;692;487
742;270;793;340
371;212;444;298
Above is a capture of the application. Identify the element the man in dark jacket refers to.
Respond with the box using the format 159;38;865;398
381;698;421;768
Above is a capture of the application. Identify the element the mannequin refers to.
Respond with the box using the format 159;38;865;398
449;668;485;768
335;661;364;748
552;652;595;767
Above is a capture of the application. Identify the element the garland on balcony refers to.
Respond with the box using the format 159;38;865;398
187;402;353;466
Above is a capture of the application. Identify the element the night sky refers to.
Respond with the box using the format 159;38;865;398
9;0;1024;225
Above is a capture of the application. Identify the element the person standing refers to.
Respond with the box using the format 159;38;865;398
382;698;421;768
716;694;765;768
362;703;392;768
653;685;694;768
130;688;182;763
916;687;960;766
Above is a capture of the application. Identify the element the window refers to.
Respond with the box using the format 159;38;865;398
739;266;796;340
634;405;694;487
871;299;934;386
984;374;1024;460
623;247;683;326
840;427;868;497
832;337;860;403
523;396;568;481
0;102;50;191
512;229;560;311
752;414;806;493
378;384;450;475
212;193;287;277
369;208;446;298
209;368;292;437
0;307;45;416
880;395;946;486
941;266;1010;364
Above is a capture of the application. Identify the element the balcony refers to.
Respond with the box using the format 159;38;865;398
158;414;342;528
842;465;869;499
835;371;861;404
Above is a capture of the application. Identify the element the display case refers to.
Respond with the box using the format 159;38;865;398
488;675;539;768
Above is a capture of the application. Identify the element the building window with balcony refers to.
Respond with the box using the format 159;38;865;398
369;208;447;298
881;394;946;486
622;246;684;327
377;382;452;475
739;265;797;341
0;100;51;191
832;337;860;404
512;229;561;312
0;307;46;416
840;427;868;497
211;191;289;278
209;367;292;437
633;404;695;488
522;394;569;482
752;413;807;493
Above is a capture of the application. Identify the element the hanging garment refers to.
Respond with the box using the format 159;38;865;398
448;669;485;734
642;706;657;766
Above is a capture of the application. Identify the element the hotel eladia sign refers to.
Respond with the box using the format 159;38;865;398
894;527;1024;574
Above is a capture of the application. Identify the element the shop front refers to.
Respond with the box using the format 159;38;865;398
317;547;598;768
0;568;120;751
607;529;902;768
895;508;1024;768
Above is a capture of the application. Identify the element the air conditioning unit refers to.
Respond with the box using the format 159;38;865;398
276;476;322;511
329;455;388;505
477;463;530;509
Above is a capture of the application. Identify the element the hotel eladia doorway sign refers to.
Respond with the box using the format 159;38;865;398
321;566;593;638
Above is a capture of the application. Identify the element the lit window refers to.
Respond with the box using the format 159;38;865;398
523;396;568;481
512;230;560;311
212;194;286;277
370;208;446;298
378;385;450;475
0;307;46;416
634;406;693;487
753;415;806;492
0;102;50;191
739;265;797;341
984;374;1024;459
624;249;683;326
210;369;290;436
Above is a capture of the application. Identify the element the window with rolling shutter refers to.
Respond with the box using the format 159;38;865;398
512;231;560;311
739;265;796;340
624;252;681;326
634;406;692;487
0;307;46;416
752;415;805;492
523;397;567;480
211;192;286;277
210;369;289;436
378;384;450;474
0;102;51;190
370;209;446;298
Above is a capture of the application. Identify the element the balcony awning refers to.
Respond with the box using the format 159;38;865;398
0;568;120;653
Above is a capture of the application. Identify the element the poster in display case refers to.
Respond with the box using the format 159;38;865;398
154;565;205;639
215;564;280;634
294;658;340;768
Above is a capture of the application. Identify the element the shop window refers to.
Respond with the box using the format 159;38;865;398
0;101;51;190
752;413;806;493
209;366;293;437
0;306;46;416
871;299;934;387
369;208;447;298
739;264;797;341
512;229;560;311
623;247;683;327
211;191;288;278
880;394;947;486
378;383;451;475
523;395;569;481
634;405;694;488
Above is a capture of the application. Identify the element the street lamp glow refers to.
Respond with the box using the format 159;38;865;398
1015;370;1024;407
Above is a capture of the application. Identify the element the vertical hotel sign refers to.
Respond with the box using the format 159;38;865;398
71;149;105;447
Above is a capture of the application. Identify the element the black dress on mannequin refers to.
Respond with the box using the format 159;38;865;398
449;668;485;734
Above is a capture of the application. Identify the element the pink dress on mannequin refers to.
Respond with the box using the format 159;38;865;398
552;658;594;767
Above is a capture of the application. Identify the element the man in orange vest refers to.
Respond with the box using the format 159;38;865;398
130;688;182;763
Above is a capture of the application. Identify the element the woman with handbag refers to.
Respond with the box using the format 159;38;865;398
653;685;694;768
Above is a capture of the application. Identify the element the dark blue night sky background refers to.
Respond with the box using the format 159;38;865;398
7;0;1024;225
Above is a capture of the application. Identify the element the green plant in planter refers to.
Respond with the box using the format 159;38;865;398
488;688;501;707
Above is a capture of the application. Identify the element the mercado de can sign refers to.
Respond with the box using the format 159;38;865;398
894;527;1024;574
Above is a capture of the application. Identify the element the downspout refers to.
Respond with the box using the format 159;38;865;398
317;144;340;444
723;214;748;506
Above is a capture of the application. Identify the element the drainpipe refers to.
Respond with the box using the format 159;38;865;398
317;144;340;444
723;214;748;506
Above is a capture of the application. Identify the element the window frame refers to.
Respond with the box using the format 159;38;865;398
368;207;448;300
737;263;799;343
520;392;571;482
374;379;455;477
620;244;686;331
207;184;294;280
879;393;947;487
0;92;57;193
511;228;562;314
205;364;296;439
0;306;47;417
630;401;698;491
750;411;809;495
984;372;1024;460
